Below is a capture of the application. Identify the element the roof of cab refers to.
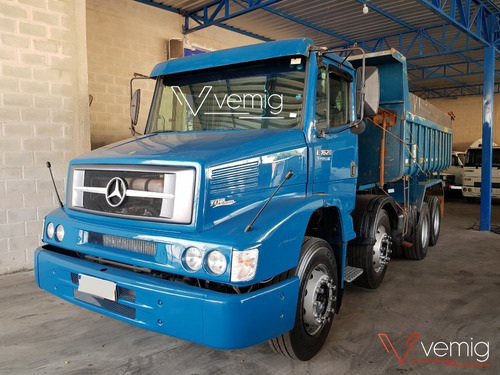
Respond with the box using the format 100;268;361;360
150;38;314;77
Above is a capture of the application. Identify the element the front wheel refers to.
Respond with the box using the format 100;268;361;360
268;237;338;361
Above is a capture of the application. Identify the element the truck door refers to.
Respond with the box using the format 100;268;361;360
312;63;357;197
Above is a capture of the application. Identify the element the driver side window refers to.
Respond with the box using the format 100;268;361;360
315;65;351;131
329;73;350;128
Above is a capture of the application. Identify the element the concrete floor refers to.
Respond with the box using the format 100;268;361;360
1;198;499;375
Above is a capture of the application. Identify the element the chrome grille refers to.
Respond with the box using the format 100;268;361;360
69;165;195;224
209;159;259;194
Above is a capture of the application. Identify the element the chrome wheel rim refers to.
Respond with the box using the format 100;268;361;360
421;214;429;248
303;265;336;336
373;224;390;273
433;207;440;235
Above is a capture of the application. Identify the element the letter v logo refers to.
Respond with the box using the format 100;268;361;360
378;333;420;364
172;86;212;116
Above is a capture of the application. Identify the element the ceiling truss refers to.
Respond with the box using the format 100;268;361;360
136;0;500;98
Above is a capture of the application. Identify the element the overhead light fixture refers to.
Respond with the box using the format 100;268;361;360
363;4;369;14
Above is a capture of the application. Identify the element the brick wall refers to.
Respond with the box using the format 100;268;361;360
0;0;90;274
86;0;258;149
429;94;500;151
0;0;258;274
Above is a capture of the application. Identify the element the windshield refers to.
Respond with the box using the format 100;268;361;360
465;148;500;167
146;56;306;133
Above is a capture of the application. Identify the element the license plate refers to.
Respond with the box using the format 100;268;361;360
78;274;117;301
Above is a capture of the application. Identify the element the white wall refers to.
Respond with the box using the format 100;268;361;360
0;0;90;274
0;0;259;274
86;0;259;149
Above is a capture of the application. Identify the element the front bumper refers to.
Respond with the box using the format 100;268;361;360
34;247;299;350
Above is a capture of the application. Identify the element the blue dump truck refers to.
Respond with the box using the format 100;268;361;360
35;38;452;360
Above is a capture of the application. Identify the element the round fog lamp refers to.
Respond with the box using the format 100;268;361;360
46;222;54;239
206;250;227;276
184;247;202;271
55;224;65;242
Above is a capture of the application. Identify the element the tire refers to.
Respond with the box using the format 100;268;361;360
425;196;441;246
268;237;338;361
348;210;391;289
404;202;430;260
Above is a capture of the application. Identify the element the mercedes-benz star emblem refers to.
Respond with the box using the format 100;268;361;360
105;177;127;207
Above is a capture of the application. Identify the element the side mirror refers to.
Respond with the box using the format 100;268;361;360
131;89;141;126
356;66;379;117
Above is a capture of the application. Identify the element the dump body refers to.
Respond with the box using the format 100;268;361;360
350;50;452;188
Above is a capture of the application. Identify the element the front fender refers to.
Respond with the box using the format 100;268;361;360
202;194;326;284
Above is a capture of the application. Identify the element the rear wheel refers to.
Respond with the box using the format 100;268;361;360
405;202;430;260
348;209;391;289
425;196;442;246
268;237;338;361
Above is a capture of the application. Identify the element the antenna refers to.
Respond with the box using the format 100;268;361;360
46;161;64;208
244;170;293;232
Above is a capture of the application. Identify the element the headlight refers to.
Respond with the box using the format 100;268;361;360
231;249;259;282
184;247;202;271
206;250;227;275
55;225;65;241
46;222;54;239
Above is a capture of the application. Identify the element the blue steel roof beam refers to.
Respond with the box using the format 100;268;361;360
338;33;467;86
187;12;272;41
353;1;495;79
344;37;482;86
492;11;500;46
409;68;496;81
335;24;494;61
183;0;283;34
134;0;271;41
408;59;498;81
482;0;500;13
244;3;356;44
406;61;465;85
412;82;500;98
408;64;456;81
336;26;486;58
415;0;500;50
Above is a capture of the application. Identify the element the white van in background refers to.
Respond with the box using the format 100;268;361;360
462;139;500;200
441;151;466;193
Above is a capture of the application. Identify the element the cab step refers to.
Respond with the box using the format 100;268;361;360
344;266;364;283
